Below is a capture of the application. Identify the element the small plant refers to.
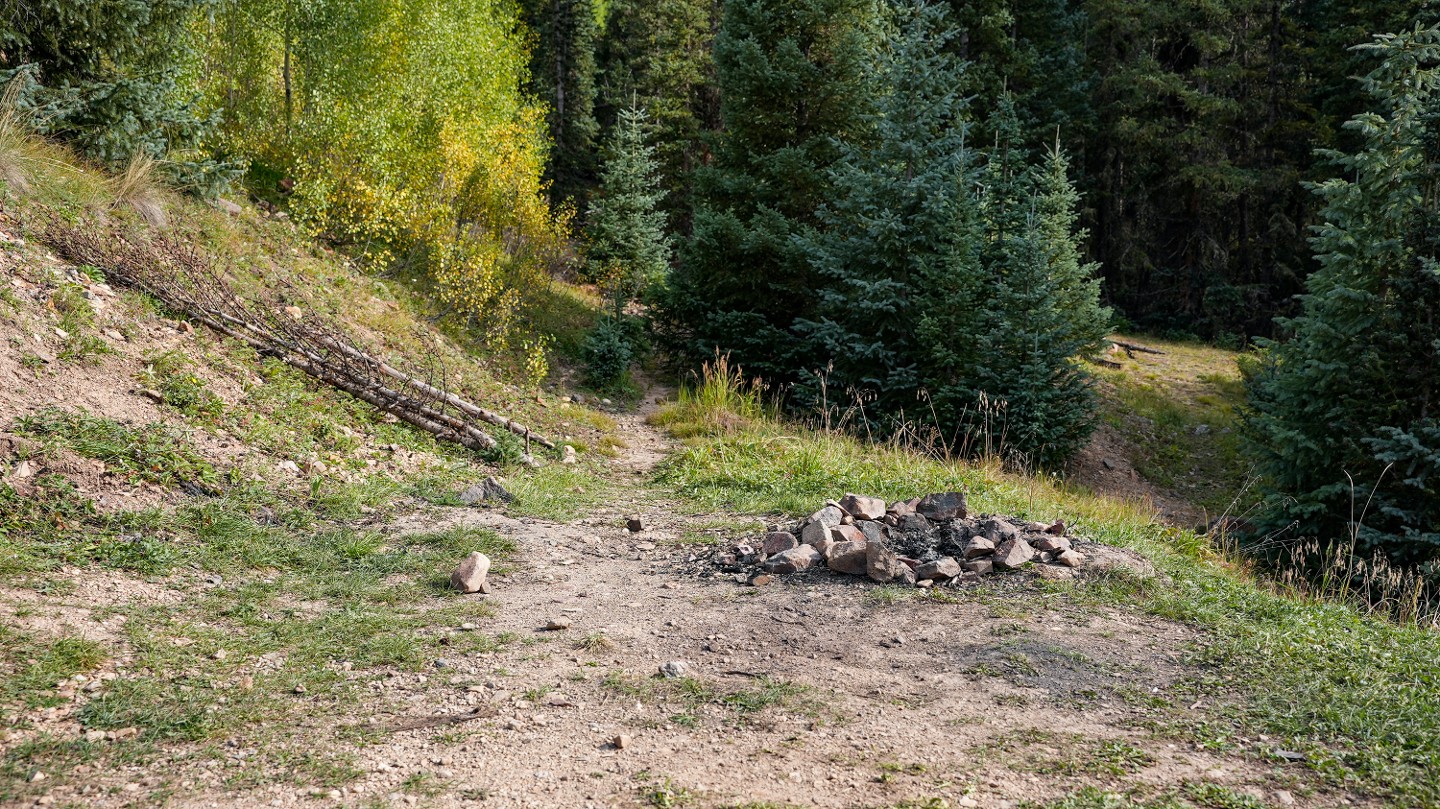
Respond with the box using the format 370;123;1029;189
574;631;615;652
644;776;693;808
141;350;224;419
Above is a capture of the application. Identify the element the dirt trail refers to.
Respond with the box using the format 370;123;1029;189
7;400;1351;809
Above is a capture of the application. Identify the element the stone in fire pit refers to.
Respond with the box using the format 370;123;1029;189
739;492;1086;585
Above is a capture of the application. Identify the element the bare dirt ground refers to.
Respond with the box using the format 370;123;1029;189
2;398;1363;809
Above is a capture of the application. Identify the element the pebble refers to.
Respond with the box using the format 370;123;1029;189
546;618;572;631
658;661;690;679
613;734;631;750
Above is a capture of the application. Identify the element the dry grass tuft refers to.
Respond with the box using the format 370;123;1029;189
110;151;167;226
0;78;36;195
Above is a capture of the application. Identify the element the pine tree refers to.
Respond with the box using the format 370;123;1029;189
585;106;672;317
921;101;1109;468
794;0;972;416
657;0;878;382
522;0;601;206
596;0;717;225
1245;25;1440;567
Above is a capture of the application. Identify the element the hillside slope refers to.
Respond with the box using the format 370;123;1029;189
1;145;1437;809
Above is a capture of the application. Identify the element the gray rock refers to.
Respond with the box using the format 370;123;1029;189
993;537;1036;570
963;537;995;559
865;540;907;583
658;661;690;679
914;557;962;581
458;476;514;505
762;544;822;574
916;492;967;521
982;517;1020;544
857;520;888;545
826;540;869;576
839;494;887;521
762;532;799;555
807;505;845;529
560;445;577;464
961;558;993;576
800;520;832;546
1056;549;1085;568
449;552;492;594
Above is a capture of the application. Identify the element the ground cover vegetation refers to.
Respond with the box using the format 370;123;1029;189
5;0;1440;766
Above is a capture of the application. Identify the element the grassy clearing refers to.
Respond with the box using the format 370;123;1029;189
1085;336;1254;519
650;363;1440;808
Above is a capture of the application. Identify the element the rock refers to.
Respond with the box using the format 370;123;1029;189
888;500;917;518
1102;458;1116;470
658;661;690;679
1056;549;1085;568
799;520;832;546
993;537;1036;570
449;552;492;594
613;734;631;750
807;505;845;529
762;544;821;574
545;618;572;631
458;476;513;505
809;534;836;557
865;540;907;583
916;579;933;589
7;459;33;481
277;460;301;475
857;520;888;546
1273;790;1295;806
748;573;774;587
1046;519;1066;536
762;532;798;555
897;513;931;535
283;305;303;320
838;494;887;521
963;537;995;559
916;492;967;521
982;517;1019;543
826;541;869;576
1033;535;1071;553
915;557;962;581
560;445;577;464
216;197;243;215
829;524;864;544
626;517;645;533
961;558;993;576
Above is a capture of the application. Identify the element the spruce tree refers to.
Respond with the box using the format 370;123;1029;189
794;0;972;415
920;101;1109;468
585;106;672;317
596;0;717;224
1245;25;1440;567
521;0;601;206
657;0;878;382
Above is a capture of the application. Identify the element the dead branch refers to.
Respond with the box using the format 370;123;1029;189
1112;340;1166;358
41;220;553;459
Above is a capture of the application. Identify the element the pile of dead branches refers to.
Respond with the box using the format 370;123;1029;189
43;220;554;461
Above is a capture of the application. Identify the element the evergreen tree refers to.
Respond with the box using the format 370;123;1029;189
585;106;672;317
921;103;1109;468
1245;25;1440;567
657;0;878;382
794;0;972;415
522;0;601;206
596;0;718;225
1;0;234;190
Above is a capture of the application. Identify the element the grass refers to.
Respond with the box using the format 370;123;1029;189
16;408;220;489
650;361;1440;808
602;671;817;728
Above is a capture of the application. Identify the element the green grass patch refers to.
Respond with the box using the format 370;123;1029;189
0;629;106;713
16;408;219;489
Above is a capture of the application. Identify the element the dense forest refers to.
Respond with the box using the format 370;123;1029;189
3;1;1439;575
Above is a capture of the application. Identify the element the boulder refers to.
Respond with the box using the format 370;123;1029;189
829;524;864;544
826;540;869;576
808;505;845;529
762;532;798;555
839;494;888;521
449;552;492;594
458;476;514;505
1056;549;1086;568
800;520;832;546
888;500;917;518
917;492;967;521
857;520;888;545
762;544;822;574
1033;535;1071;553
993;537;1036;570
915;557;962;581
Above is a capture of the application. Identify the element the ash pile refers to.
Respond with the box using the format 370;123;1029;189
718;492;1088;587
